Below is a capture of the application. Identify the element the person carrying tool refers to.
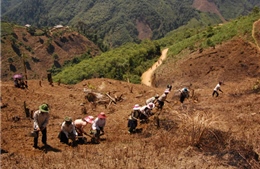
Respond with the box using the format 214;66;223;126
139;103;155;123
32;104;50;149
128;104;141;134
92;112;106;143
58;117;78;146
180;87;190;104
74;116;94;144
212;82;223;97
156;89;170;110
166;84;172;91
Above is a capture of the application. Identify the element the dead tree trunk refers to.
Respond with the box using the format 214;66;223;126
23;101;30;118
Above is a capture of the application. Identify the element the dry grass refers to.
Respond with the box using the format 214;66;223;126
1;34;260;168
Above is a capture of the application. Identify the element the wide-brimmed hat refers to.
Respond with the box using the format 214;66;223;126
84;116;94;124
98;112;106;119
148;103;155;109
39;104;49;112
64;116;72;122
155;94;159;98
133;104;140;110
164;89;170;94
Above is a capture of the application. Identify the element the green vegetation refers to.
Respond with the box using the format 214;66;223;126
1;0;226;48
2;3;259;85
1;22;15;36
213;0;259;19
157;9;260;57
53;9;260;84
53;40;160;84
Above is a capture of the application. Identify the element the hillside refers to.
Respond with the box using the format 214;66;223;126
1;24;101;81
2;0;259;47
1;33;260;168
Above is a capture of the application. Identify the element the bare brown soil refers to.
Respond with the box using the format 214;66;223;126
192;0;226;22
1;34;260;168
1;27;101;81
136;19;153;40
1;19;260;169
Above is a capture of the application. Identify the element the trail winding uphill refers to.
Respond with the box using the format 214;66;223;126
141;48;168;86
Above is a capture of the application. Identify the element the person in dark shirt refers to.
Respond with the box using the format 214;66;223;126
127;104;141;134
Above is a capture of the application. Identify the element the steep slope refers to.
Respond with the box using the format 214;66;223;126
192;0;226;22
153;37;260;89
1;36;259;168
0;0;226;47
2;0;259;47
1;25;101;81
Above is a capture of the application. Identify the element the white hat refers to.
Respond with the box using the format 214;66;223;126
148;103;155;109
164;89;170;93
133;104;140;110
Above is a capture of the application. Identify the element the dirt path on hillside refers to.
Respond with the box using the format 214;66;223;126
141;48;168;86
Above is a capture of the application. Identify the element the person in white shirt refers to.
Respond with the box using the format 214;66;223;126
92;112;106;143
139;103;155;123
74;116;94;144
157;89;170;110
59;117;78;146
212;82;223;97
33;104;50;149
145;94;159;105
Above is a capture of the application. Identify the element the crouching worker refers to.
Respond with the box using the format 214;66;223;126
127;104;141;134
14;78;20;88
74;116;94;144
139;103;155;123
91;112;106;144
58;117;78;146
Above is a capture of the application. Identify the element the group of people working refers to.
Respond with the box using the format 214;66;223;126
127;82;224;133
127;85;173;134
32;82;223;148
32;103;107;149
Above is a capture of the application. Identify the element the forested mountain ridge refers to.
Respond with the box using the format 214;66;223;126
1;0;259;48
52;9;260;84
1;8;260;84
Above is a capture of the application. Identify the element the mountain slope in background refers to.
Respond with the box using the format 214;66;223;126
1;28;259;169
1;24;101;81
2;0;259;47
